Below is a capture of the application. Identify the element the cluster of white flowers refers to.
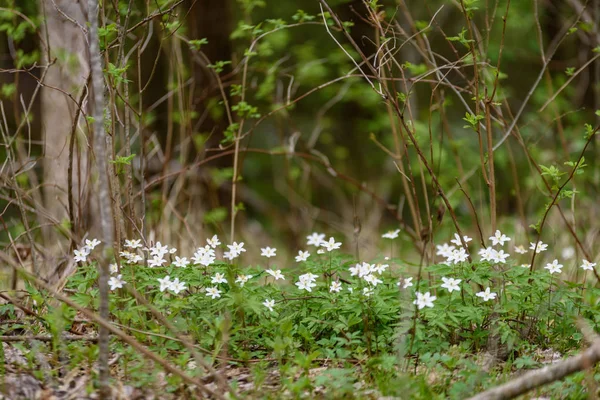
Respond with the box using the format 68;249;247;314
426;231;566;309
305;232;342;252
119;239;145;265
157;275;187;294
435;242;469;265
413;285;498;309
224;241;246;260
295;273;319;292
119;251;143;265
348;261;387;287
450;233;472;247
145;242;176;267
435;243;470;265
437;230;515;266
75;228;599;316
73;238;101;263
478;247;510;264
192;245;216;266
529;241;548;253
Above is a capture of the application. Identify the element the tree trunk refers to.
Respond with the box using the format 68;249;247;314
40;0;90;271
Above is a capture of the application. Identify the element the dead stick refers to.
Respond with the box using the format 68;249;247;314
0;335;97;342
469;341;600;399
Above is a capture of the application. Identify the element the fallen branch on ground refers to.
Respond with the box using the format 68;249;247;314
469;320;600;400
0;335;97;342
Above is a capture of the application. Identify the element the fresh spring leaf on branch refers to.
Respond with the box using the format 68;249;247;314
462;112;484;130
188;38;208;51
447;28;474;49
109;154;136;175
564;157;587;175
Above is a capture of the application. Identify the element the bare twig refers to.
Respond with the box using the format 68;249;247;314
0;335;97;342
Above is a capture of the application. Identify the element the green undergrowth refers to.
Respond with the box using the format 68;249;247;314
3;232;600;398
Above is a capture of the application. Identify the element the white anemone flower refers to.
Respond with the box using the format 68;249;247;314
489;230;511;247
157;276;172;292
263;299;275;312
260;247;277;258
529;241;548;253
266;269;285;280
170;278;187;294
235;274;252;287
173;256;190;268
514;245;528;254
205;286;221;299
207;235;221;248
544;259;563;275
211;273;228;284
330;281;342;292
295;250;310;262
476;287;497;302
320;237;342;252
450;233;472;247
382;229;401;239
108;275;126;290
413;292;436;309
580;260;597;271
441;277;461;293
306;232;325;247
124;239;142;249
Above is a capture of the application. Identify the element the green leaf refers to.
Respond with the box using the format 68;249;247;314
189;38;208;51
292;10;315;23
462;112;484;130
447;28;474;48
1;83;16;98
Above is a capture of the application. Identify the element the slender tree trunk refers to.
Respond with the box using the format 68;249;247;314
87;0;113;396
40;0;90;265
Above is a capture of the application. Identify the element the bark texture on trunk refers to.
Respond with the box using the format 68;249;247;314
41;0;90;267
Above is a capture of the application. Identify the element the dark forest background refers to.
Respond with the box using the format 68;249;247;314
1;0;598;277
